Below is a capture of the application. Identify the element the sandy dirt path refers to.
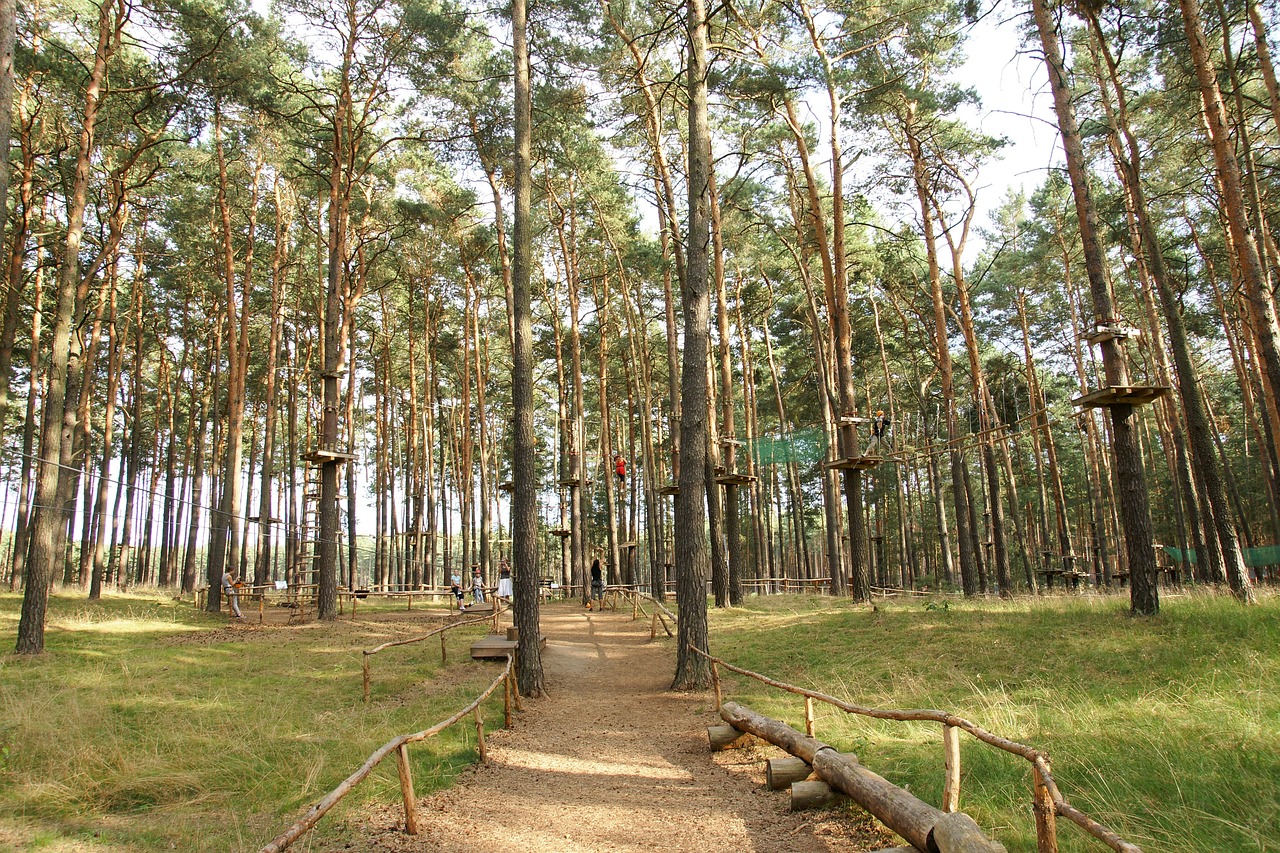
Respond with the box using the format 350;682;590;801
331;601;894;852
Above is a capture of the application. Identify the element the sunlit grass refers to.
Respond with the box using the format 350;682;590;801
0;590;503;851
709;589;1280;852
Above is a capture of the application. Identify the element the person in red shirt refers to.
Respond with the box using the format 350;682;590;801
614;454;626;482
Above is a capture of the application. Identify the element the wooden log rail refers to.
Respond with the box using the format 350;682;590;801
612;588;677;638
261;654;519;853
342;588;460;617
690;646;1141;853
718;701;1004;853
362;605;506;702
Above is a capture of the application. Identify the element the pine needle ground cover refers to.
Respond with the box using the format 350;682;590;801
0;592;502;851
708;592;1280;852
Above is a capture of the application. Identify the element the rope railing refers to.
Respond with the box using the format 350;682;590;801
262;653;519;853
689;646;1140;853
362;603;506;701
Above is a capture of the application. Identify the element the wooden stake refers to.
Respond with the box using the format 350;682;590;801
474;707;487;762
712;661;722;711
395;743;419;835
943;722;961;813
650;605;658;639
362;654;371;703
1033;761;1058;853
805;696;815;737
512;650;523;711
440;632;447;663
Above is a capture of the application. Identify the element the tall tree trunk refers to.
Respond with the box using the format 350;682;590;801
672;0;712;690
1032;0;1159;614
16;0;122;653
510;0;544;695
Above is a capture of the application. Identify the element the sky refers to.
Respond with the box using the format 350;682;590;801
955;3;1061;233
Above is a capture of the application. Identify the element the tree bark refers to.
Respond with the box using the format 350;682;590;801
672;0;712;690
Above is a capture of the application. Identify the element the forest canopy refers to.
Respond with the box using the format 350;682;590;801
3;0;1277;651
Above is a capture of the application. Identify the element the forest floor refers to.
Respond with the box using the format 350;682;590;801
320;600;899;852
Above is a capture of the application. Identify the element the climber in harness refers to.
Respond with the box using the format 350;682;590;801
614;453;627;482
869;410;892;454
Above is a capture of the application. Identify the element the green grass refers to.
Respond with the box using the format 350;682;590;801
707;591;1280;852
0;591;504;851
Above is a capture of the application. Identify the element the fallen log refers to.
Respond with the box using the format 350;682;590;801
720;701;1005;853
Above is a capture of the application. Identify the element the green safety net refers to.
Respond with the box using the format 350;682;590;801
748;426;830;466
1163;544;1280;567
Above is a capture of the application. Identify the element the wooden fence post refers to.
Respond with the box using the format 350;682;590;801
474;707;487;763
712;661;722;711
396;743;419;835
804;696;815;737
362;654;371;703
942;723;961;813
650;606;659;639
512;650;524;711
1033;760;1058;853
440;632;447;664
504;673;513;729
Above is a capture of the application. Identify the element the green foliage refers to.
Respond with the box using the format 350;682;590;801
710;593;1280;852
0;592;502;850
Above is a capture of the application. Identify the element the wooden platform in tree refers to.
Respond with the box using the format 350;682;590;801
558;477;582;487
499;481;514;493
1083;325;1138;345
658;483;680;496
823;456;881;471
714;472;758;486
1071;385;1169;409
470;633;547;660
301;447;358;463
549;528;571;538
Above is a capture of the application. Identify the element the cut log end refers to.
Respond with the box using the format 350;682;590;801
707;724;755;751
766;756;815;790
790;779;849;811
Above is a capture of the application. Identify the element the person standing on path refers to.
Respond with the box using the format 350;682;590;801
222;570;243;620
497;558;513;600
588;555;604;611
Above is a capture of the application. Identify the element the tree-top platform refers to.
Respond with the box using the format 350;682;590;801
823;456;881;471
1071;385;1170;409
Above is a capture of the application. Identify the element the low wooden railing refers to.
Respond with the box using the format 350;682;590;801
261;653;519;852
362;604;505;702
691;646;1140;853
611;588;677;638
